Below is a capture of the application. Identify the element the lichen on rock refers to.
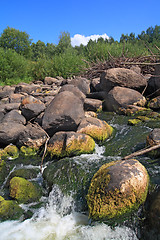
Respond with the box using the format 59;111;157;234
87;159;149;222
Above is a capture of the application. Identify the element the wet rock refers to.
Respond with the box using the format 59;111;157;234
103;86;146;112
84;98;102;112
149;190;160;232
47;131;95;158
59;84;86;102
0;158;9;185
17;123;47;150
2;145;19;160
146;128;160;157
87;159;149;221
69;77;90;95
100;68;147;92
20;96;45;121
77;117;113;142
42;91;85;136
9;176;42;203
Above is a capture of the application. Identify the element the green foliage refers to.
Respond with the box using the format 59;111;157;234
0;26;32;58
0;47;31;85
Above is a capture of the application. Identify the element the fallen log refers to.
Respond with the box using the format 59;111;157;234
122;143;160;160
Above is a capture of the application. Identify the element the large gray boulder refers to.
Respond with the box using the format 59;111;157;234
58;84;86;102
1;110;26;125
100;68;147;92
69;77;90;95
103;86;146;112
42;91;85;136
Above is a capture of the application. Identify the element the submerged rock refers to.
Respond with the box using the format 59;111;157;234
9;177;42;203
87;159;149;222
149;190;160;232
2;145;19;160
77;117;113;142
47;131;95;158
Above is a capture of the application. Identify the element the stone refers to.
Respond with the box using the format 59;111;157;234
104;86;146;112
77;117;113;142
59;84;86;102
2;145;19;160
44;77;60;85
0;197;24;220
0;122;26;145
87;159;149;221
69;77;90;95
9;93;25;103
84;98;102;112
2;110;26;125
20;96;45;120
148;96;160;109
47;131;95;158
149;190;160;232
42;91;85;136
90;77;101;92
0;86;15;99
9;177;41;203
100;68;147;92
146;128;160;157
17;123;47;150
15;83;41;94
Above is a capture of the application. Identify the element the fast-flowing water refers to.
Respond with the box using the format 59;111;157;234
0;113;159;240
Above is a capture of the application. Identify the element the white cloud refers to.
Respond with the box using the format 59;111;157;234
71;33;109;47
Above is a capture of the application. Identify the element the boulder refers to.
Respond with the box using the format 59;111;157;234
0;122;26;145
0;196;24;220
103;86;146;112
2;110;26;125
0;86;15;99
87;159;149;221
14;83;41;94
9;93;26;103
148;96;160;109
84;98;102;112
9;177;42;203
100;68;147;92
20;96;45;121
77;117;113;142
47;131;95;158
0;103;21;113
130;65;141;74
59;84;86;102
69;77;90;95
85;111;97;118
146;128;160;157
44;77;59;85
42;91;85;136
17;123;47;150
90;77;101;92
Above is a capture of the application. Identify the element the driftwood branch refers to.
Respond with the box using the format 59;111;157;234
122;144;160;160
120;62;160;66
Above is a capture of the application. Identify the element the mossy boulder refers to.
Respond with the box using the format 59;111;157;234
148;96;160;109
43;158;96;211
20;146;36;156
0;158;9;185
77;117;113;142
87;159;149;222
47;131;95;158
0;196;24;220
2;145;19;160
6;168;40;187
146;128;160;157
9;177;42;203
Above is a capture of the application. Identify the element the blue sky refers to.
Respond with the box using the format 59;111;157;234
0;0;160;46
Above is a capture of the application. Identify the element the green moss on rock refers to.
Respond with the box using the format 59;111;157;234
9;177;42;203
2;145;19;160
87;159;149;222
0;197;24;220
128;119;141;125
20;146;36;156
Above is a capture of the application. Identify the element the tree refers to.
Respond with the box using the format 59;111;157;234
31;40;46;60
57;31;71;54
0;27;32;58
